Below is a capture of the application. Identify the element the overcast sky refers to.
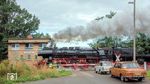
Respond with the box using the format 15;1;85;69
16;0;150;36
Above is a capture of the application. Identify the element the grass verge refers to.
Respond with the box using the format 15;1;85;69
0;60;72;84
147;70;150;79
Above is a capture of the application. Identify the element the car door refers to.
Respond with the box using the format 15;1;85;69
116;63;121;76
111;63;118;76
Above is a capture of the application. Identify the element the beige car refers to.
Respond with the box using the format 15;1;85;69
95;61;112;74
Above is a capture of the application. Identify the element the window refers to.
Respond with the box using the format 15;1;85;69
118;63;121;68
114;63;120;68
25;43;33;49
20;55;24;60
100;63;103;66
98;50;105;55
39;43;47;50
11;44;20;50
122;63;140;68
114;63;121;68
28;55;31;60
35;55;38;60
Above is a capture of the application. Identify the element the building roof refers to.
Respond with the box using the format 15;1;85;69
8;38;50;43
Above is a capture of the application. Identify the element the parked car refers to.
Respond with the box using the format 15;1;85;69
110;61;146;82
95;61;112;74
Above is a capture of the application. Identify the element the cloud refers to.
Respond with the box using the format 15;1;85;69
16;0;150;36
53;9;150;41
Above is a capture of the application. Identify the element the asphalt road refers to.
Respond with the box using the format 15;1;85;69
23;71;150;84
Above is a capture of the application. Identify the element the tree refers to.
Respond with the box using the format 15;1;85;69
89;40;101;49
32;33;44;38
136;33;150;54
89;33;150;55
0;33;7;61
32;33;51;38
89;36;134;49
0;0;40;38
0;0;40;61
0;33;4;41
89;36;122;49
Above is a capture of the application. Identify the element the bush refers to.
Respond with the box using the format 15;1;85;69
0;60;10;76
0;60;72;84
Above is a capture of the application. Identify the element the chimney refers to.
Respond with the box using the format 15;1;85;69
27;35;33;39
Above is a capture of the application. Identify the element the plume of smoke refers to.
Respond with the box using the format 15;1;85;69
53;10;150;41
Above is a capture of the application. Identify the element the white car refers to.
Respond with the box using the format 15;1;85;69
95;61;112;74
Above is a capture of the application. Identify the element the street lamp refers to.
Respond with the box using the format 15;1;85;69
129;0;136;62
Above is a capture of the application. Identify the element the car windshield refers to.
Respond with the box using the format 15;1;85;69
122;63;140;68
102;61;112;66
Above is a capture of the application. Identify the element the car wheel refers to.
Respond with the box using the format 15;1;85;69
120;75;125;82
110;71;114;77
99;70;102;74
111;74;114;78
138;78;143;82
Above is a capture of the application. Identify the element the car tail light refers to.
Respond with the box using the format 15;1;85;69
142;72;147;75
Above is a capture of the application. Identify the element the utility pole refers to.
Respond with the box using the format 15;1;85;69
129;0;136;62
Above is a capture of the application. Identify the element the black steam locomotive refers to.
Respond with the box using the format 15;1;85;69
38;47;150;63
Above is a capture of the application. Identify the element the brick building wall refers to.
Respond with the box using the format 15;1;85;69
8;38;49;62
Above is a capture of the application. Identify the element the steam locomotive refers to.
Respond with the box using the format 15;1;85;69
38;47;150;68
